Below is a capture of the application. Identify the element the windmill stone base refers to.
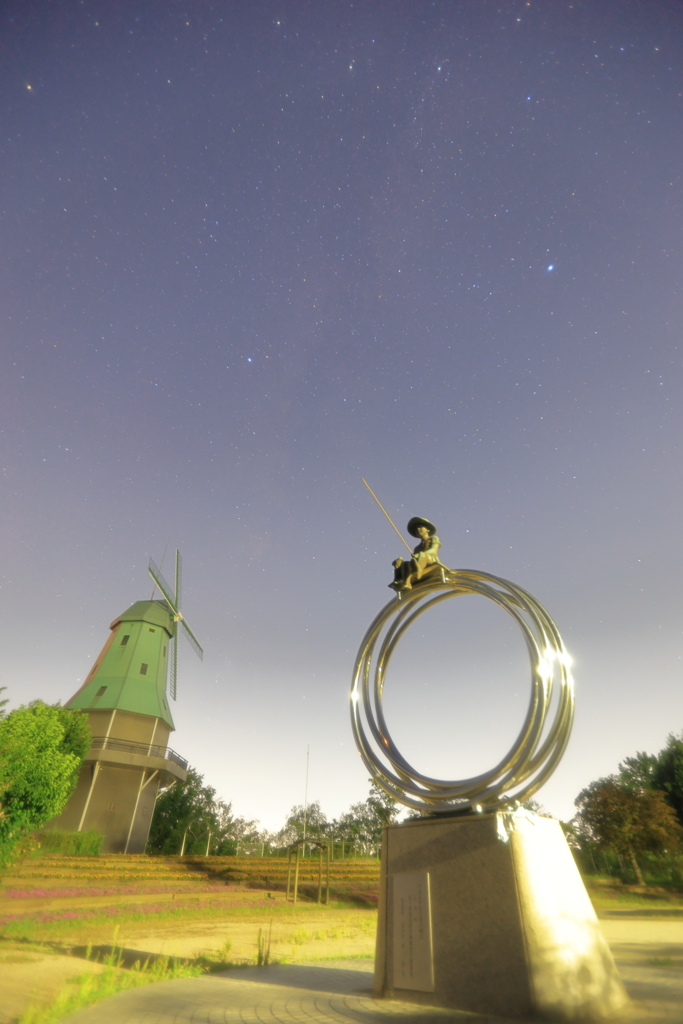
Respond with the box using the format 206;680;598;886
373;811;628;1020
49;709;187;854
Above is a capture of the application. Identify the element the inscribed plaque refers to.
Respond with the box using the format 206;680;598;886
392;871;434;992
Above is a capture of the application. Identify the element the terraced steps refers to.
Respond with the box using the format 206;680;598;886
3;854;381;905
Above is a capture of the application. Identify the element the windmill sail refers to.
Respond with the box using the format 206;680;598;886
148;558;177;612
148;551;203;701
179;619;203;661
174;550;182;609
170;631;178;702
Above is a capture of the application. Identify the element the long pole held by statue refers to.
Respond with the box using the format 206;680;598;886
361;478;412;554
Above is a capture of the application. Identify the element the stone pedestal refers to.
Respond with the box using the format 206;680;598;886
373;811;628;1020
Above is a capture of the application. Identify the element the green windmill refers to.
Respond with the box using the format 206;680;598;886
47;551;203;854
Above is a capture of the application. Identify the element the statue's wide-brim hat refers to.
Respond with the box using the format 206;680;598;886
407;516;437;537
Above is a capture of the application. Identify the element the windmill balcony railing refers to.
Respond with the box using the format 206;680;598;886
89;735;188;771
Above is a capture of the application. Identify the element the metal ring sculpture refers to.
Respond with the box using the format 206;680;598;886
350;570;574;813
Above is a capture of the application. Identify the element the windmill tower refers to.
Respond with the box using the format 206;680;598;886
47;552;203;854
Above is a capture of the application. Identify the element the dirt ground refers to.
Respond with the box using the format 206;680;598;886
0;900;377;1024
4;909;683;1023
3;864;683;1024
0;952;105;1024
124;905;377;962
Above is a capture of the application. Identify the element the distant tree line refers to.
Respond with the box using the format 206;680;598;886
146;768;261;855
149;732;683;874
2;668;678;882
264;780;400;854
147;775;400;857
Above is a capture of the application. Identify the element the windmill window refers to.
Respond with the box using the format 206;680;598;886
149;628;156;633
163;646;166;656
140;663;148;676
120;635;130;646
95;686;107;697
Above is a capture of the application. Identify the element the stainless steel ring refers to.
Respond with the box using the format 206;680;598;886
350;570;574;813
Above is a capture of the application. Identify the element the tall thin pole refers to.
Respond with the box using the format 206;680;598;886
293;844;300;904
302;745;310;851
361;478;412;553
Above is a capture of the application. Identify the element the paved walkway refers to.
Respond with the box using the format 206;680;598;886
59;943;683;1024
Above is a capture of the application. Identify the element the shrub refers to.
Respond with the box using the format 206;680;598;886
0;701;90;866
35;829;103;856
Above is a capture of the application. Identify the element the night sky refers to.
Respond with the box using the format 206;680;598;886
2;0;682;831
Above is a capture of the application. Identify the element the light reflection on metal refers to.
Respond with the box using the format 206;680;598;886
350;570;574;813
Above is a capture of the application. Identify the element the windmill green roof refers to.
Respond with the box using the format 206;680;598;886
112;600;175;633
66;600;176;729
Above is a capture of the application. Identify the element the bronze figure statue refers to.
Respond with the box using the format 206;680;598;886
389;517;447;593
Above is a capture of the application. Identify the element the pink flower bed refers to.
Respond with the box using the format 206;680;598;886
349;890;378;905
0;896;274;927
4;884;237;899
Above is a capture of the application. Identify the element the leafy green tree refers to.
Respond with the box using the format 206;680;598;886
213;800;261;854
275;801;330;847
269;782;401;856
618;752;659;791
0;698;90;865
615;735;683;829
333;780;400;853
147;767;258;854
521;798;552;816
574;776;682;884
651;734;683;828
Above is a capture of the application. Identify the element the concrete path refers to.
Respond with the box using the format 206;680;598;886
57;914;683;1024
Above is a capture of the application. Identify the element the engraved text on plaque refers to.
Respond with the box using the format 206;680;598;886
393;871;434;992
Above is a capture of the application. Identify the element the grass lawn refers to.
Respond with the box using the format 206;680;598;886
585;877;683;913
3;853;682;1024
0;853;380;1023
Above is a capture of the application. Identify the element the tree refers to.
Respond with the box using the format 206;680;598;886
521;798;552;816
618;751;659;791
213;800;261;854
147;767;258;855
574;776;682;884
0;698;91;865
275;801;330;847
651;734;683;829
332;780;400;853
614;734;683;830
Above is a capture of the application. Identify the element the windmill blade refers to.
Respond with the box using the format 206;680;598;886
150;548;203;701
148;557;179;614
174;550;182;608
170;625;178;701
181;618;204;662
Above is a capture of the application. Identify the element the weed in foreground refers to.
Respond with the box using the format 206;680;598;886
290;928;309;946
18;944;208;1024
256;923;272;966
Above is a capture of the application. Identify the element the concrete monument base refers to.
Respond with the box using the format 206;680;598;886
373;810;628;1020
